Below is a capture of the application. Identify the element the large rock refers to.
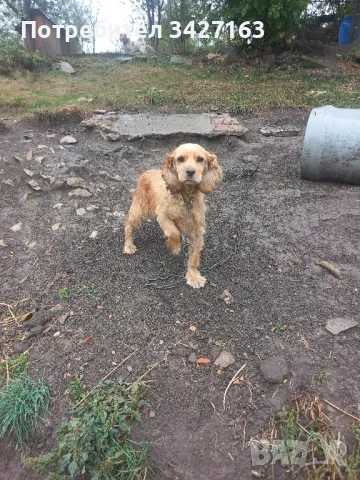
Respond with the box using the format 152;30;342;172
325;318;358;335
214;351;235;369
60;62;75;74
260;355;289;384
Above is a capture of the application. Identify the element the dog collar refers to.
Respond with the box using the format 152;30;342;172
178;192;194;205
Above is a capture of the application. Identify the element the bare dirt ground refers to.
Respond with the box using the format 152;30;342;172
0;109;359;480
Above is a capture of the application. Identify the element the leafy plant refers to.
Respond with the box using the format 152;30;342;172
58;286;70;299
272;323;286;333
317;372;330;384
0;37;51;75
0;377;50;448
0;353;29;379
24;377;148;479
223;0;308;50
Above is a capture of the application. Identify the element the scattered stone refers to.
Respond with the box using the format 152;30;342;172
259;126;300;137
86;205;98;211
0;239;7;248
66;177;97;194
149;410;156;418
34;156;45;164
68;188;92;198
60;135;77;144
53;331;60;337
28;180;42;191
3;179;15;186
94;109;107;114
52;223;61;231
197;357;211;365
26;150;33;161
59;313;69;325
23;311;55;330
325;318;358;335
260;355;290;384
76;207;86;216
127;366;133;372
60;61;75;74
188;352;197;364
220;289;233;305
214;351;235;369
105;133;121;141
14;341;30;354
26;325;45;338
27;241;36;249
112;211;124;218
37;145;48;149
23;133;33;139
53;203;63;209
14;155;24;163
11;222;22;232
50;146;55;153
23;168;34;177
89;231;98;239
243;166;259;177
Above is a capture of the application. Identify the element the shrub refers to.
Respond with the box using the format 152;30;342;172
24;377;149;480
0;37;51;75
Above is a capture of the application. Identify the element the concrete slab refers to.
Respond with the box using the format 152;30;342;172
113;114;212;137
82;113;248;140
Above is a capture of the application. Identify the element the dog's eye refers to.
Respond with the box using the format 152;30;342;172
177;156;185;163
197;156;204;163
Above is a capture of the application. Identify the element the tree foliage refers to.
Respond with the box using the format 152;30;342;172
222;0;309;48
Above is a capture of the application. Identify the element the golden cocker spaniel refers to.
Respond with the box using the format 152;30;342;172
123;143;222;288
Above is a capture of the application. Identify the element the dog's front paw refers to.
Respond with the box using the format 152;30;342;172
166;235;181;256
123;243;137;255
186;270;207;289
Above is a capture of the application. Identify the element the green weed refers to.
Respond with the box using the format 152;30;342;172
24;377;148;479
58;287;70;299
317;372;330;384
272;323;286;333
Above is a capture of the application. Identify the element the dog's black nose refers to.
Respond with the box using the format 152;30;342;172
186;169;195;177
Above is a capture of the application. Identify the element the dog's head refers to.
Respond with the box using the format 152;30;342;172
162;143;222;195
120;33;129;45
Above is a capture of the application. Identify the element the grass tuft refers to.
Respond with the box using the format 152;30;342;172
0;376;50;448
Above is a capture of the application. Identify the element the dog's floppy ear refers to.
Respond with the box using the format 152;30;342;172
162;151;182;194
198;153;222;194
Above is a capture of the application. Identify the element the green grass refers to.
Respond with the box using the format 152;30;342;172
273;395;360;480
1;56;359;117
24;376;149;479
0;377;50;448
317;372;330;384
58;286;96;299
272;323;286;333
0;353;29;379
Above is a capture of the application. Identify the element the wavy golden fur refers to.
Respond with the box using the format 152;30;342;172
123;143;222;288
